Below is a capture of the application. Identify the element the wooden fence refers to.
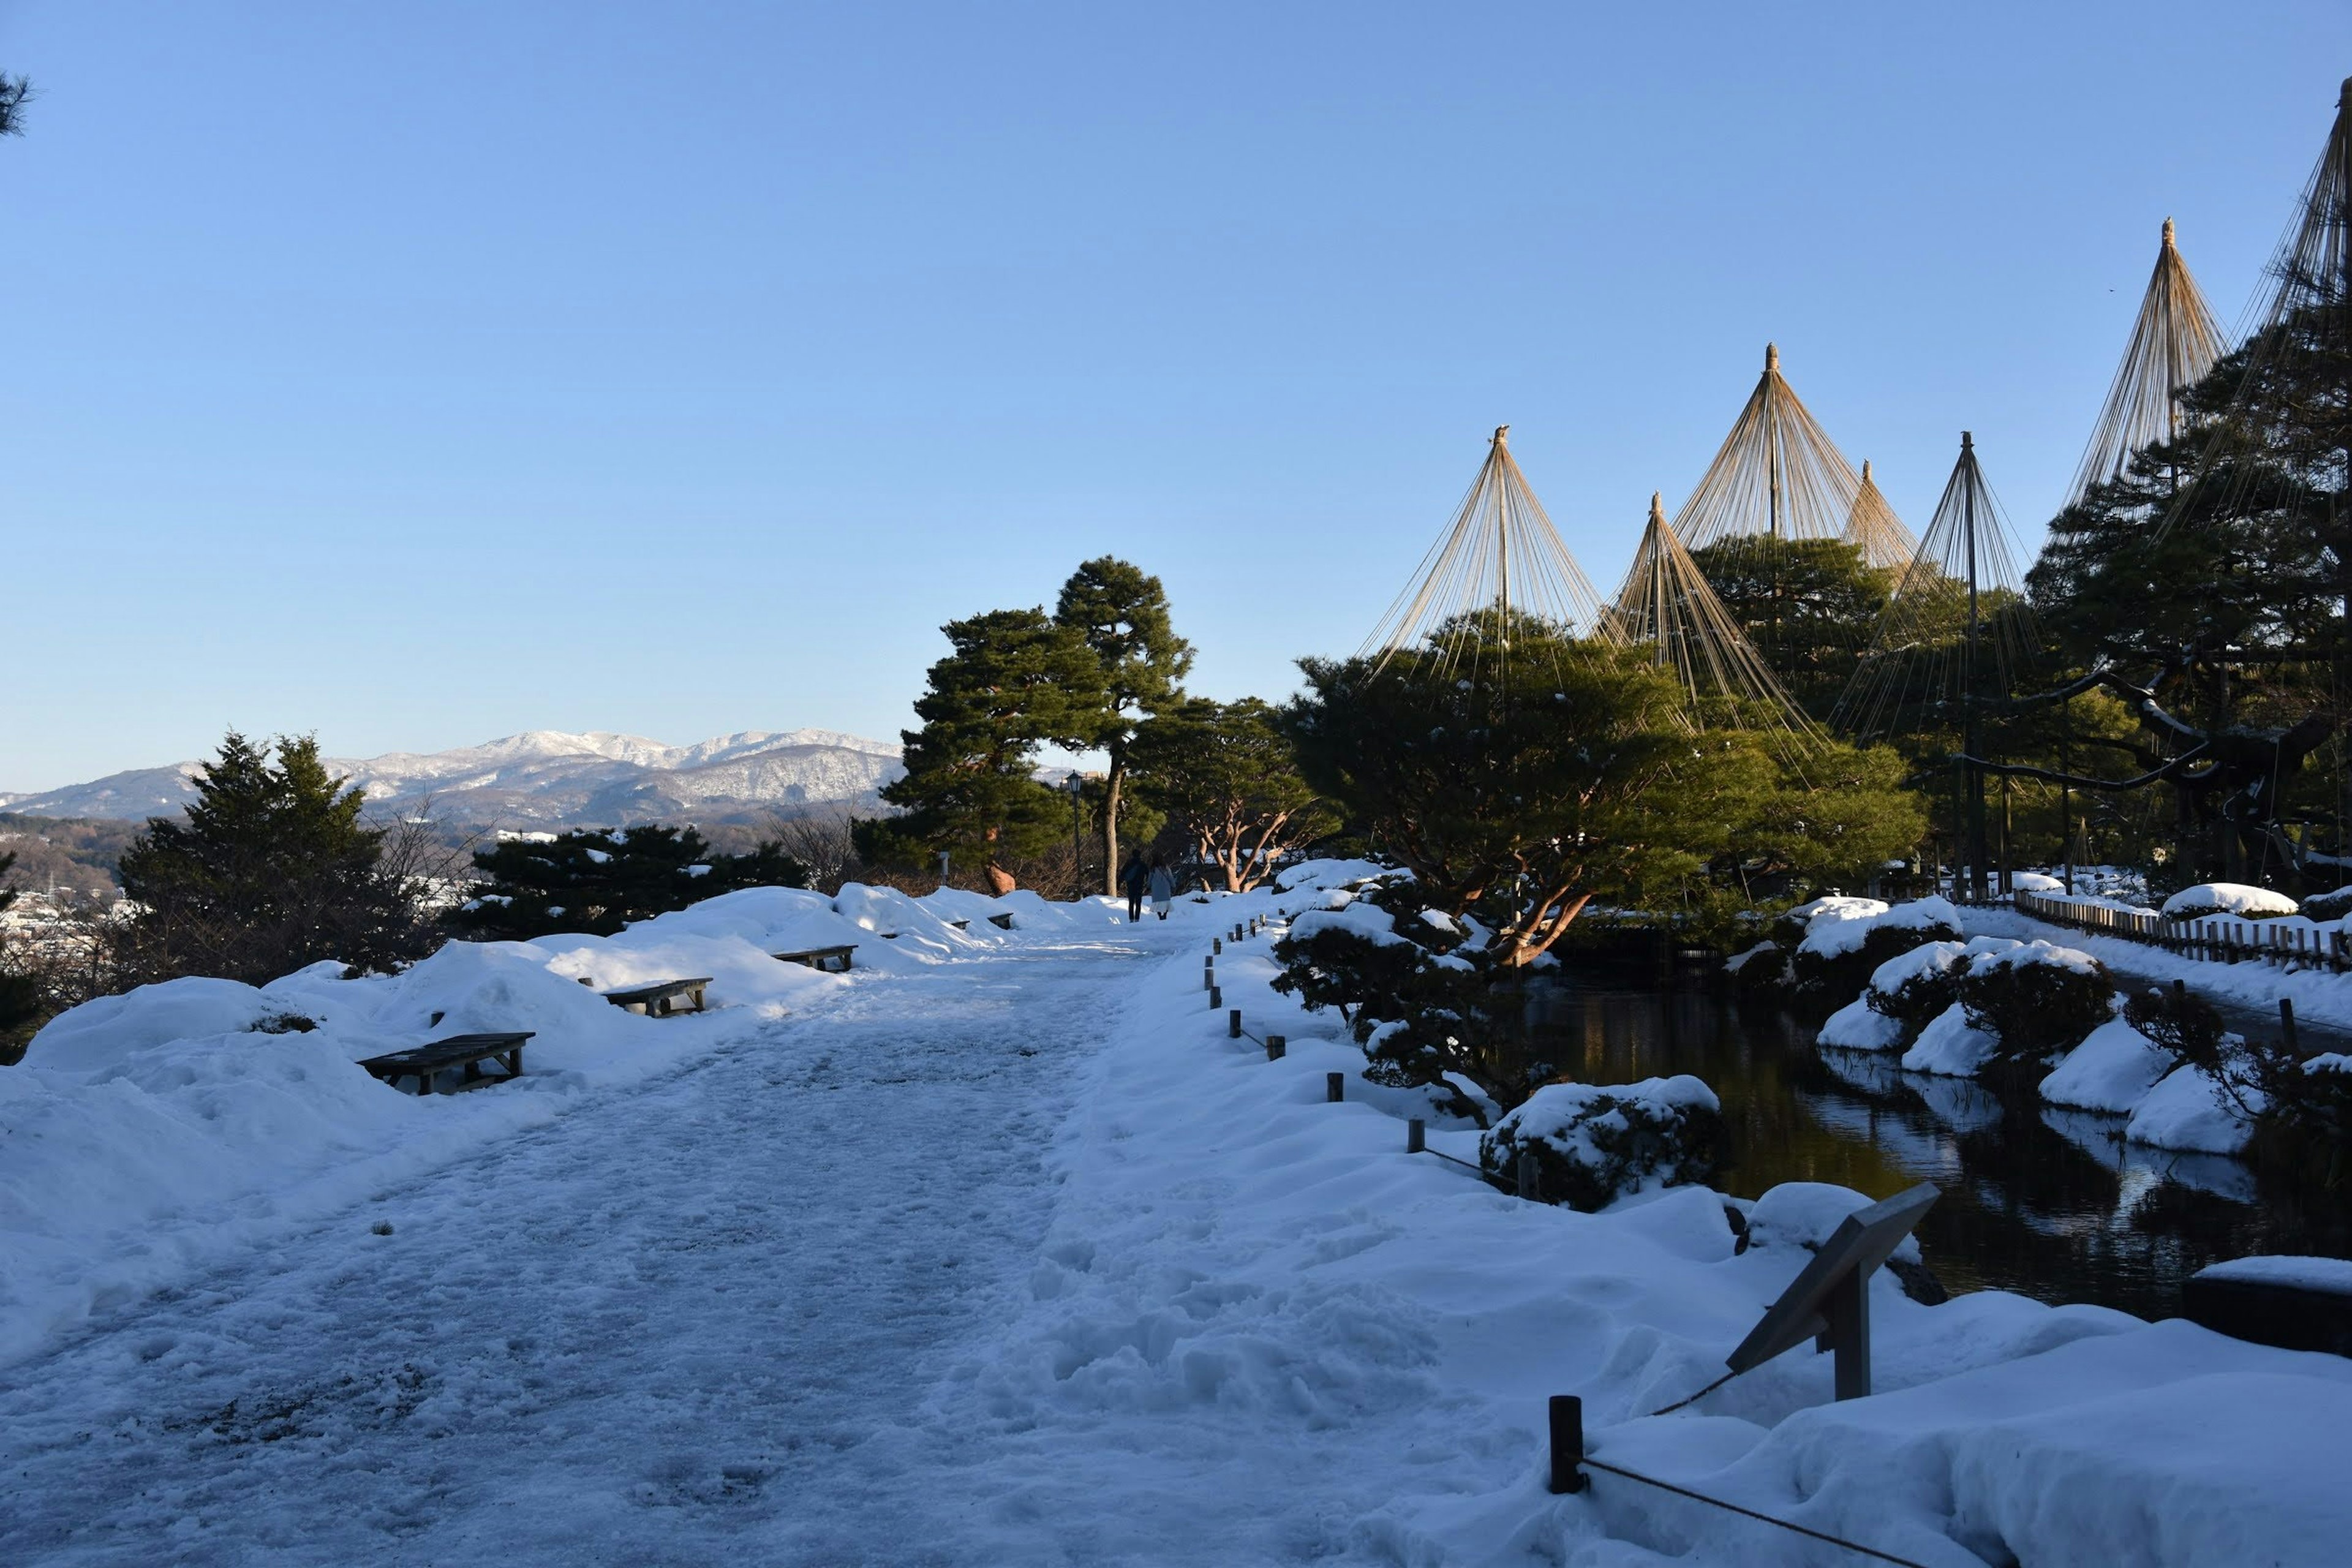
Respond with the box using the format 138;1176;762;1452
2015;889;2351;974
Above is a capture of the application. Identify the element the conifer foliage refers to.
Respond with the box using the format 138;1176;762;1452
1053;558;1193;894
116;732;432;986
449;827;809;940
0;853;39;1045
862;608;1108;889
1128;698;1335;891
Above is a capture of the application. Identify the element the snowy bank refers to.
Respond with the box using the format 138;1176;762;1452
0;881;1094;1369
954;880;2352;1564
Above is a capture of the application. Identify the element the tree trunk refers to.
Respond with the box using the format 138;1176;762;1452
1102;763;1123;898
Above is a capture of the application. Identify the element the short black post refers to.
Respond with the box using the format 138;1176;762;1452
1227;1008;1242;1039
1202;962;1214;991
1407;1118;1425;1153
1209;985;1222;1009
2282;997;2300;1055
1213;937;1222;956
1266;1035;1286;1061
1325;1071;1344;1102
1547;1395;1588;1494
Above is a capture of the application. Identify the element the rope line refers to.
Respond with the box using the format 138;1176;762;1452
1581;1457;1934;1568
1643;1368;1739;1417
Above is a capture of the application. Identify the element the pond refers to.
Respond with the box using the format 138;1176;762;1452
1517;969;2352;1322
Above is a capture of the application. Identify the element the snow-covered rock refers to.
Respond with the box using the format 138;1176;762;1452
2011;870;2067;892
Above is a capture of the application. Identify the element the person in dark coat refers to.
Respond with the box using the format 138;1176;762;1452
1119;851;1150;922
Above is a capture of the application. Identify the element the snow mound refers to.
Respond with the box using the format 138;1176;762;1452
2197;1255;2352;1294
2040;1017;2174;1112
2161;883;2298;919
1818;995;1905;1050
1901;1003;2000;1076
2011;870;2067;892
1796;895;1960;960
1744;1180;1924;1264
2129;1065;2261;1154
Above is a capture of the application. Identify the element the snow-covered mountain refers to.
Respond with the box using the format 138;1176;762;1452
0;729;905;827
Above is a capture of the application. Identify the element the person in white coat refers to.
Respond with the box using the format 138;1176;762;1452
1147;861;1175;921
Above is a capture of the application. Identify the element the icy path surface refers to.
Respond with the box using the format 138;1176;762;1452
0;935;1166;1567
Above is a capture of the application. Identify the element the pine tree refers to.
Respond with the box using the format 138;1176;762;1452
116;732;428;985
448;826;810;940
868;608;1108;889
1053;558;1193;893
1129;698;1335;891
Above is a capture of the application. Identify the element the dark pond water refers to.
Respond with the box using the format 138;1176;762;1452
1518;969;2352;1322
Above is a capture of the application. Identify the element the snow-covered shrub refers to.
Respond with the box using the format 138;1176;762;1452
1479;1076;1726;1212
2124;984;2352;1167
2122;984;2230;1075
2159;883;2298;922
1789;897;1961;1001
1954;941;2111;1065
1723;940;1789;990
1271;882;1496;1121
1863;939;1970;1039
2299;884;2352;922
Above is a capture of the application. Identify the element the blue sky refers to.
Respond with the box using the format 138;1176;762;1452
2;2;2346;790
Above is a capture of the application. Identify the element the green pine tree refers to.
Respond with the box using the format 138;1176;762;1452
0;851;41;1050
448;826;810;940
116;731;428;985
865;607;1108;889
1129;697;1335;891
1054;558;1193;893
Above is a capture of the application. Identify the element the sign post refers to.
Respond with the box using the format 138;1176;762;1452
1726;1182;1939;1401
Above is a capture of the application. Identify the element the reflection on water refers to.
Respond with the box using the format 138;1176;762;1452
1515;971;2352;1321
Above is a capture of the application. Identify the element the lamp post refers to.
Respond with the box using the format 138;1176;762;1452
1066;773;1085;900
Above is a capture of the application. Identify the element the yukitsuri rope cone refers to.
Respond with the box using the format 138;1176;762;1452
1362;425;1621;680
1842;459;1918;571
2067;217;2226;506
1610;491;1817;742
2160;77;2352;535
1675;344;1905;554
1834;431;2042;745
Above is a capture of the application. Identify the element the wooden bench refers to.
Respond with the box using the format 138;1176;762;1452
359;1031;532;1096
948;919;971;931
986;913;1014;930
772;944;856;973
600;978;712;1017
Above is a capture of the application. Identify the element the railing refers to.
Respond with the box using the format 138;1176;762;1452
2015;889;2350;974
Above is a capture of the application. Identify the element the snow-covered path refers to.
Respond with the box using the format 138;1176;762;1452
0;934;1161;1567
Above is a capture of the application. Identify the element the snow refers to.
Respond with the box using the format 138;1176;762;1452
1794;894;1959;960
1901;1002;2001;1076
1743;1180;1923;1264
2196;1255;2352;1294
2010;870;2066;892
2040;1017;2175;1112
1817;993;1904;1049
2162;881;2300;918
3;859;2348;1563
2128;1065;2261;1154
1722;938;1777;974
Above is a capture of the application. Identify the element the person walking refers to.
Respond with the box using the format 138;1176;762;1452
1147;858;1175;921
1119;851;1150;922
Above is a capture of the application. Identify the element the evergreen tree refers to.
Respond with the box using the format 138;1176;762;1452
1054;558;1193;894
115;731;429;985
1286;612;1921;965
1687;535;1891;720
866;608;1107;890
1129;698;1336;891
448;826;809;940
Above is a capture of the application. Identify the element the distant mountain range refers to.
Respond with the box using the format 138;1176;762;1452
0;729;906;828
